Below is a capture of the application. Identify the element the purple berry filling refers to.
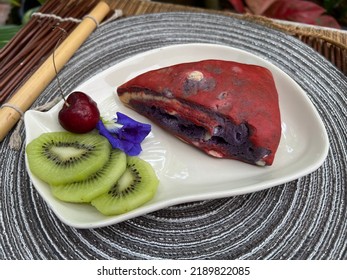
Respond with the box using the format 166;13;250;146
130;101;270;164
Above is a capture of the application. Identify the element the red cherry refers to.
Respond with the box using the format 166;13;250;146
58;91;100;133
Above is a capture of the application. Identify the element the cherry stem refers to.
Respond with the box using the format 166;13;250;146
52;27;69;107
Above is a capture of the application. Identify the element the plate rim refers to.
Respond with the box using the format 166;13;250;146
24;42;330;228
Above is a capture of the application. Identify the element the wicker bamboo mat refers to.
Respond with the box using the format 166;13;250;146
112;0;347;75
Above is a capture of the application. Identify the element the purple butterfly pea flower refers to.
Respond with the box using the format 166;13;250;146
96;112;151;156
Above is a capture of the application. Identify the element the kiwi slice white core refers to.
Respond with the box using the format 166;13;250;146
49;145;90;162
110;165;139;196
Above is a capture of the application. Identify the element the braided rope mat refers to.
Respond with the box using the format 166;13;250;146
1;12;346;260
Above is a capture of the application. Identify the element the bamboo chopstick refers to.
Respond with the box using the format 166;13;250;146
0;1;111;142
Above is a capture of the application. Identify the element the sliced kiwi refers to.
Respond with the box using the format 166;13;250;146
50;149;127;203
91;156;159;216
26;132;111;185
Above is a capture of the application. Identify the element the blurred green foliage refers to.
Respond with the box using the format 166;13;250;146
322;0;347;25
0;24;21;48
0;0;46;48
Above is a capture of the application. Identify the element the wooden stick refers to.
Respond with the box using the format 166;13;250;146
0;1;111;142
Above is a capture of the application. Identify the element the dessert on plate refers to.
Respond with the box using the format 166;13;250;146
117;59;281;166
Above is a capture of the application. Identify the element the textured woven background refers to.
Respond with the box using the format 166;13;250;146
0;12;346;259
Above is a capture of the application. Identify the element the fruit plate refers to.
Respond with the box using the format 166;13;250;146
24;43;329;229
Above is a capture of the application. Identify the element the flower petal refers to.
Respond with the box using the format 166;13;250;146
96;120;123;150
116;112;139;126
120;139;143;156
96;113;151;156
116;112;151;143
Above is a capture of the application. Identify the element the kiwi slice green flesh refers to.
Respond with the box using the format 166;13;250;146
26;132;111;185
91;156;159;216
51;149;126;203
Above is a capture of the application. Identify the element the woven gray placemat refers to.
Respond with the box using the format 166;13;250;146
1;12;346;260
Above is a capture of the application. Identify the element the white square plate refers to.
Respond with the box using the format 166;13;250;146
24;43;329;228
